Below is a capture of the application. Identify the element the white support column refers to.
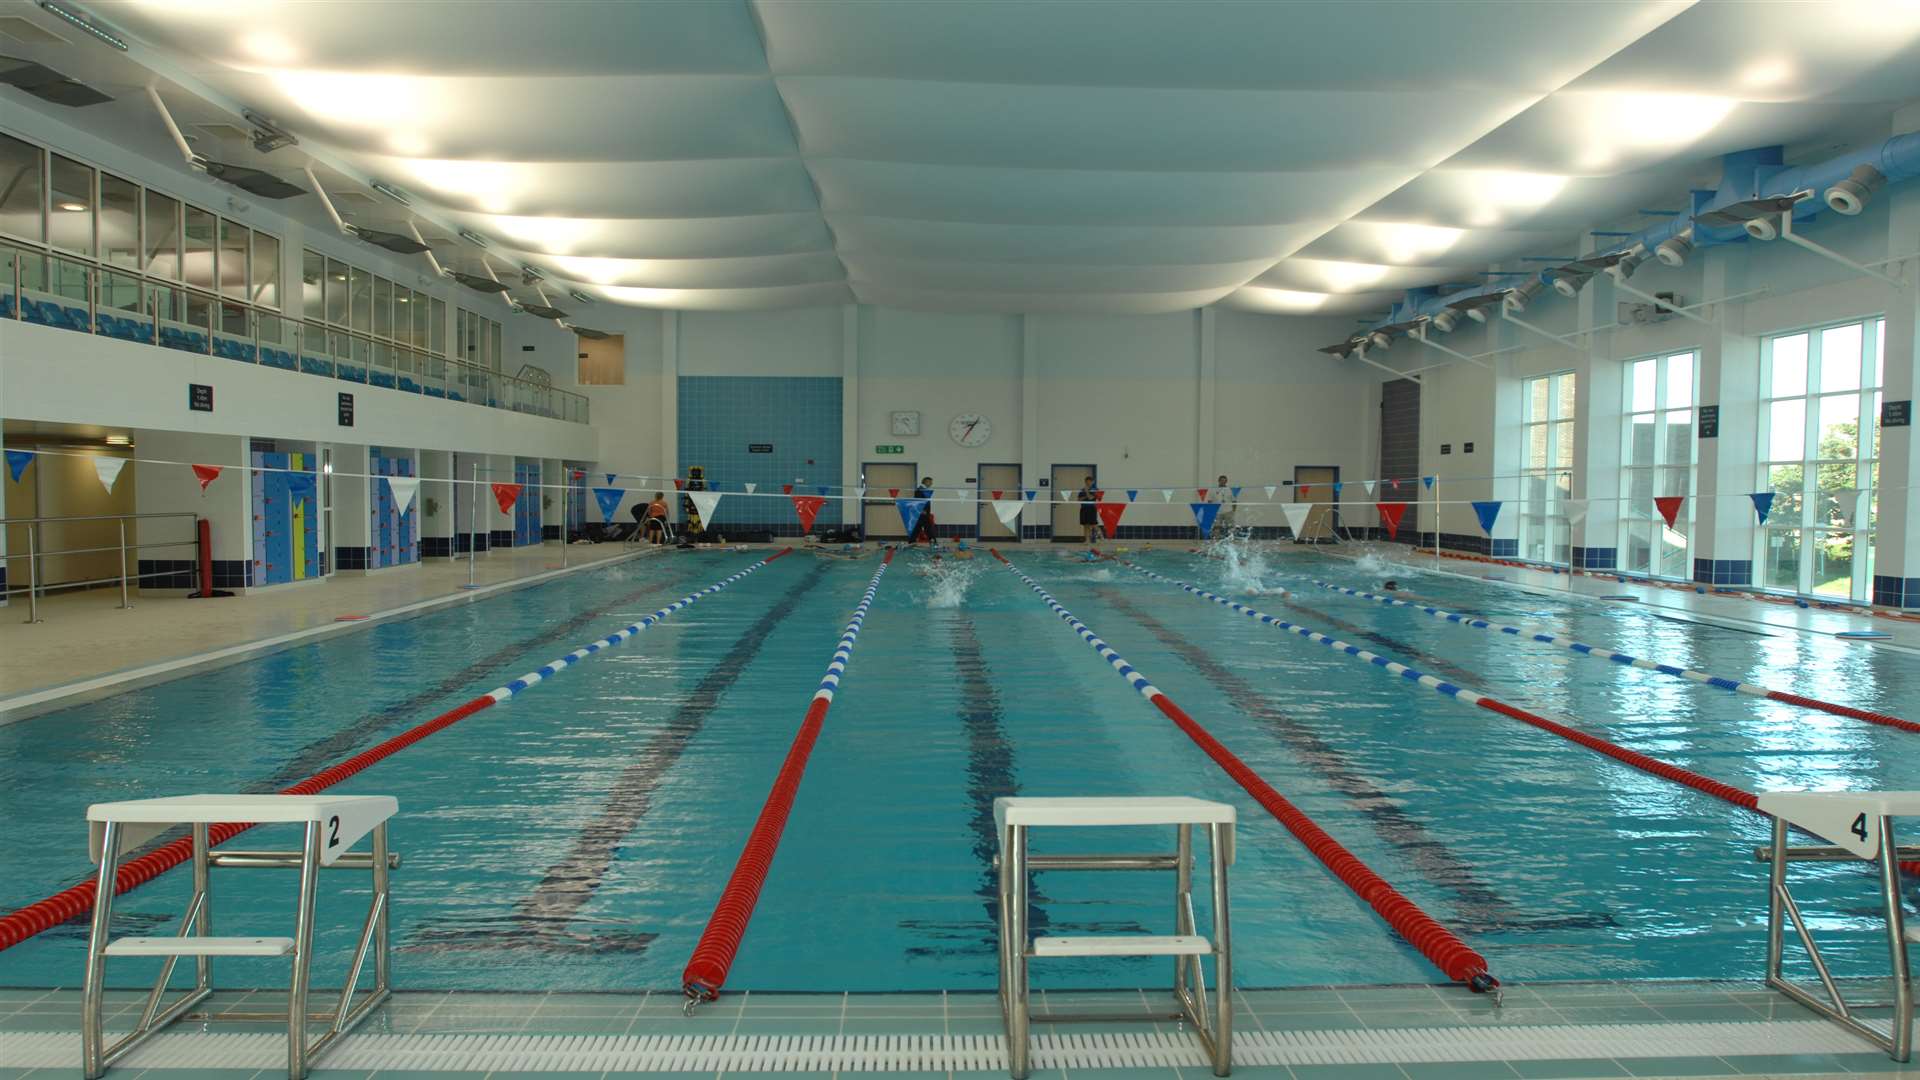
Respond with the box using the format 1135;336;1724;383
486;453;516;546
419;449;454;559
1690;248;1762;587
1572;275;1622;570
1871;107;1920;606
1020;314;1041;540
132;431;249;591
841;303;860;530
329;442;371;572
660;311;679;522
1196;307;1216;488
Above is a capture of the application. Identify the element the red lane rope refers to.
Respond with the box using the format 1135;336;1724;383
682;549;895;1004
992;549;1498;992
0;549;794;954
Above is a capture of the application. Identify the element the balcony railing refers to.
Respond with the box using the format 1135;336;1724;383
0;241;588;425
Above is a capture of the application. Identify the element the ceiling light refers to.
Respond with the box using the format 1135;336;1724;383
1366;331;1393;352
386;132;430;156
1471;170;1568;217
1238;286;1327;313
550;255;641;285
486;215;600;255
1550;272;1582;298
57;200;86;211
105;434;130;445
1314;260;1390;291
1574;92;1735;172
1377;223;1463;264
1607;245;1647;283
1505;280;1544;314
238;30;298;64
395;158;517;213
1825;164;1887;216
1466;306;1488;324
272;70;433;130
1430;309;1458;333
37;1;126;49
1655;227;1694;268
1738;57;1795;89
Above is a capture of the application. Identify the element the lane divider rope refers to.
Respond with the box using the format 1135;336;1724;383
1303;579;1920;735
0;549;796;954
682;549;896;1006
989;549;1498;993
1119;559;1920;878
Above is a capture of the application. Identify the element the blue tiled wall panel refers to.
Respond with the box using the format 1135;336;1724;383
677;375;842;529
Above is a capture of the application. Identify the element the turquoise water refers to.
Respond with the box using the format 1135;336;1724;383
2;545;1918;993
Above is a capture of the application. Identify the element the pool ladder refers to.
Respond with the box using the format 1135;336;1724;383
994;796;1234;1079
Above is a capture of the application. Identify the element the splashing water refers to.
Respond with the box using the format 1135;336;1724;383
1217;534;1286;596
925;559;981;608
1354;552;1393;578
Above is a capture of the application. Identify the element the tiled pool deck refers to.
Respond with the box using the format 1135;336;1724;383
2;981;1915;1079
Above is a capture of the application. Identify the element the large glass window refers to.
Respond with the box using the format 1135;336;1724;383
302;249;325;320
98;172;139;270
251;230;280;309
1757;317;1884;600
325;257;349;324
1519;371;1576;564
143;190;180;280
218;217;248;300
1619;351;1699;579
349;265;371;332
183;206;216;292
48;154;92;255
0;133;44;242
373;275;393;338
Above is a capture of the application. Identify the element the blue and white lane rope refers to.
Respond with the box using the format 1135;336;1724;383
488;548;795;701
989;550;1498;991
1303;578;1920;735
683;549;895;1003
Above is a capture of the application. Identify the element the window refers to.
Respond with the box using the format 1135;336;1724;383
183;206;216;291
143;191;180;279
99;172;139;269
47;154;92;255
1757;317;1884;601
373;274;393;338
1519;371;1576;564
1620;351;1699;579
302;249;325;320
349;265;371;332
218;217;249;299
251;230;279;309
0;133;44;242
325;257;349;324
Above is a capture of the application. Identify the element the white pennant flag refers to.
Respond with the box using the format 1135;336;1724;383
94;456;126;494
1564;497;1589;525
854;486;866;500
954;489;967;502
993;500;1025;528
1264;485;1277;499
1836;489;1866;528
1281;502;1314;537
744;482;757;494
1061;488;1075;503
1362;479;1375;496
386;475;420;513
689;490;723;523
1161;489;1174;502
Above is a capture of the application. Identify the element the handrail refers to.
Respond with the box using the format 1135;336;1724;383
3;511;202;623
0;240;588;425
0;511;197;526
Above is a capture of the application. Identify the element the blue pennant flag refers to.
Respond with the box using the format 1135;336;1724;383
1422;475;1435;490
1331;482;1342;497
1126;489;1138;502
816;485;830;497
1190;501;1222;538
593;487;625;524
1472;500;1503;535
285;472;317;502
896;498;930;537
1750;491;1775;525
1230;485;1242;498
1024;489;1037;501
4;449;31;483
605;472;616;486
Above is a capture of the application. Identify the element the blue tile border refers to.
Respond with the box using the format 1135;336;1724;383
1692;557;1753;586
1871;573;1920;608
1571;546;1617;570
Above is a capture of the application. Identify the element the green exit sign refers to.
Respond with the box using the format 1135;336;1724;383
874;444;905;454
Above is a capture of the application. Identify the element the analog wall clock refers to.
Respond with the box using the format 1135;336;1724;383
950;413;992;447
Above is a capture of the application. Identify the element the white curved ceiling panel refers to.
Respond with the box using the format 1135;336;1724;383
355;155;823;218
593;282;856;311
826;216;1324;266
457;212;835;260
850;281;1238;315
837;253;1275;295
526;251;847;290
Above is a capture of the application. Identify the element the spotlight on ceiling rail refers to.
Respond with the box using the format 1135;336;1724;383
457;229;490;249
571;326;613;340
1504;279;1544;314
1366;330;1393;352
1697;193;1807;241
1825;165;1886;216
1317;338;1363;360
1430;309;1459;333
1655;227;1694;268
1545;251;1627;297
1607;245;1647;284
568;289;595;305
241;110;298;154
37;1;125;50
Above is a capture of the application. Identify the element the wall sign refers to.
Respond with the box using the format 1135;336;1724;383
337;392;355;427
874;444;905;454
1699;405;1719;439
748;443;774;453
188;383;213;412
1462;442;1475;454
1883;399;1911;428
1440;443;1452;455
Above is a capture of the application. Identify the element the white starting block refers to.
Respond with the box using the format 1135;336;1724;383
995;797;1234;1079
81;793;399;1080
1756;790;1919;1062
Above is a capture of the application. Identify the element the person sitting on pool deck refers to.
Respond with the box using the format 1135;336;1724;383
910;476;936;544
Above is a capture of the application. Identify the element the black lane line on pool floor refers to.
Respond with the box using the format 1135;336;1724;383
1095;586;1615;935
406;561;831;954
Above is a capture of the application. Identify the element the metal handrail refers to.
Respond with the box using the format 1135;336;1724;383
2;511;200;623
0;241;589;425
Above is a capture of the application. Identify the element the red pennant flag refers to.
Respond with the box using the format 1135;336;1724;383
1390;478;1400;490
571;469;585;480
1096;501;1127;539
1092;489;1104;502
1378;502;1409;539
1197;488;1209;500
791;495;826;532
1299;484;1311;498
1654;495;1684;528
888;487;899;498
990;489;1003;500
491;482;523;515
782;483;794;495
191;463;222;492
673;478;685;491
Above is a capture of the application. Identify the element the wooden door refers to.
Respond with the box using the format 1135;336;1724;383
861;462;918;538
1293;466;1339;542
977;463;1021;540
1050;464;1095;542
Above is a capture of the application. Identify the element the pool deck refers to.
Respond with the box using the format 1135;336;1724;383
1;982;1914;1079
0;541;660;725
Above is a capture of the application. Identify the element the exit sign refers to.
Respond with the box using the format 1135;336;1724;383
874;444;905;454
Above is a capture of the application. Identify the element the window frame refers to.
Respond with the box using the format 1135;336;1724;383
1618;350;1700;580
1518;370;1576;566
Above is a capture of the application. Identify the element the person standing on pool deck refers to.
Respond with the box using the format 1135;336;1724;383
641;491;669;544
1077;474;1100;547
911;476;936;544
1206;474;1236;539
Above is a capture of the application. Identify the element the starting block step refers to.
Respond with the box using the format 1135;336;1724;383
1032;934;1210;958
105;936;294;958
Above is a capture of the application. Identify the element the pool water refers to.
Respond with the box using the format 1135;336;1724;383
2;544;1917;994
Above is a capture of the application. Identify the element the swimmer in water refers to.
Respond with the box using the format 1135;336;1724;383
1383;580;1400;591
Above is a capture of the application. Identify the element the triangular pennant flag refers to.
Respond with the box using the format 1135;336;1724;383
854;486;866;499
1331;482;1343;497
954;489;968;501
791;495;826;531
5;449;33;483
1125;489;1138;502
286;472;316;501
192;463;222;492
1654;496;1684;529
491;482;523;515
1092;489;1103;502
673;478;685;491
991;490;1004;500
1750;492;1775;525
1024;489;1037;501
1264;485;1277;499
1190;501;1222;538
689;490;723;524
889;487;900;499
744;482;757;494
605;472;617;486
1834;489;1867;528
1378;502;1408;539
1096;501;1127;539
1161;489;1173;502
593;487;625;524
1362;480;1375;496
1060;488;1075;504
387;475;420;513
1472;500;1503;535
1565;497;1589;526
1422;476;1435;490
782;483;794;494
896;497;930;538
1281;502;1313;537
1391;478;1401;490
993;500;1025;528
572;470;585;481
94;456;126;494
1299;484;1311;498
1197;487;1210;501
1230;486;1242;498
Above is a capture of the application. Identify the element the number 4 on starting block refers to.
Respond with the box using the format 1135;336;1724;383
1757;791;1920;860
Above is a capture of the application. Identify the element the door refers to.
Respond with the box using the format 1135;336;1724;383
1050;464;1095;542
976;463;1021;540
1293;465;1339;542
861;461;917;539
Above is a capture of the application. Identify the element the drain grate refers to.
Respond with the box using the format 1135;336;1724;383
0;1019;1901;1072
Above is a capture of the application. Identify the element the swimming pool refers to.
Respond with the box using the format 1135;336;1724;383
2;543;1917;995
